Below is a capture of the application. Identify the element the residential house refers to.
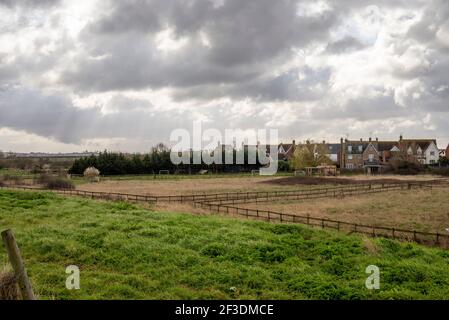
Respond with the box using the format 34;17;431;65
398;137;439;165
340;136;439;172
277;141;296;161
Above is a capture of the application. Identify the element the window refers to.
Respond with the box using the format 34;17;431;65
369;154;374;162
430;151;435;156
348;145;352;153
358;145;363;152
346;163;354;169
430;160;435;164
348;155;353;160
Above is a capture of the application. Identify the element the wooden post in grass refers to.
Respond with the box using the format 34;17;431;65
1;229;36;300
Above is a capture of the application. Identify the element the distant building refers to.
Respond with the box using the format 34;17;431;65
339;136;439;172
5;152;99;159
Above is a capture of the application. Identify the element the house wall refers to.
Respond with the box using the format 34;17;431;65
328;154;338;162
425;142;439;164
362;144;379;163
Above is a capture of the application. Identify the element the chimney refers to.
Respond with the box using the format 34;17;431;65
360;138;363;142
292;140;296;146
400;135;403;141
376;137;378;142
322;140;326;144
369;137;372;142
340;137;343;144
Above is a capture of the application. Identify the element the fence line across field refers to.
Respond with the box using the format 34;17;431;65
1;181;448;249
0;181;445;205
193;200;449;249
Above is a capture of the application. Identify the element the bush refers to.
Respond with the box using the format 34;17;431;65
45;177;75;190
1;174;24;185
429;167;449;177
84;167;100;182
389;160;423;175
36;174;75;190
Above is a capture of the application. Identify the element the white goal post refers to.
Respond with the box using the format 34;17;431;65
158;170;170;175
251;170;260;176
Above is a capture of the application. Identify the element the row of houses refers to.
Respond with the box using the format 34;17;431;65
247;136;447;172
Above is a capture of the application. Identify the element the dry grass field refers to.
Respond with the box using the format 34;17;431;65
75;174;447;196
238;188;449;233
76;176;293;196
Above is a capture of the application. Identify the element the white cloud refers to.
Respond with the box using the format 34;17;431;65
0;0;448;151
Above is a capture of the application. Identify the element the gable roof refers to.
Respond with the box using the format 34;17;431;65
401;139;437;153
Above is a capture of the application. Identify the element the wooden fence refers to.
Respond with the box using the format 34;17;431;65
0;181;444;205
1;180;448;248
193;201;449;249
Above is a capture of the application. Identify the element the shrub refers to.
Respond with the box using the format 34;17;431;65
1;174;24;185
429;167;449;177
84;167;100;182
37;174;74;190
45;177;75;190
389;160;423;175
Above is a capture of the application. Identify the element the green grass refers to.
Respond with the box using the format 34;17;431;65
0;190;448;300
0;168;35;179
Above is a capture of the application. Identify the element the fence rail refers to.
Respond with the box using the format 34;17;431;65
2;180;449;249
193;200;449;249
0;181;445;205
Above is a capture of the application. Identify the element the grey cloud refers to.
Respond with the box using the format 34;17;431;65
0;86;188;144
63;0;337;96
0;0;60;8
326;37;367;54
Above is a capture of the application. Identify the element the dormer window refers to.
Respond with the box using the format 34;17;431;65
358;145;363;152
348;146;352;153
407;147;413;155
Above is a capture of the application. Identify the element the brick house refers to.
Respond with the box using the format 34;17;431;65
340;136;439;172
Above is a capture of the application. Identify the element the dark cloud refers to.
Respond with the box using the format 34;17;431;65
0;86;188;144
62;0;337;98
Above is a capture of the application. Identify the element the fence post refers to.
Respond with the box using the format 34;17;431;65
1;229;36;300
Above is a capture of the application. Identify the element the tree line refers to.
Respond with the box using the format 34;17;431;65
68;144;273;175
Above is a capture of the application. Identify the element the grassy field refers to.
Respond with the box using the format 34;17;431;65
75;174;448;196
75;176;297;195
1;190;449;300
239;188;449;233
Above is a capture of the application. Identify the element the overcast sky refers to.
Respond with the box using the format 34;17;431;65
0;0;448;152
